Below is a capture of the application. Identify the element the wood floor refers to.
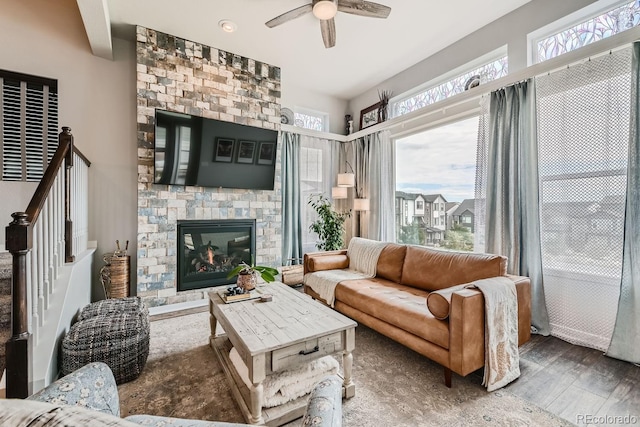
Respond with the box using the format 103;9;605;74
501;334;640;426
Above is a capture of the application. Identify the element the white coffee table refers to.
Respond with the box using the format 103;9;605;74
209;281;356;426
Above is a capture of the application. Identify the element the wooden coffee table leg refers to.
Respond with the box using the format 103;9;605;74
343;328;355;398
249;381;265;425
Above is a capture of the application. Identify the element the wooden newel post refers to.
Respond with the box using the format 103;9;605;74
5;211;33;398
61;127;75;263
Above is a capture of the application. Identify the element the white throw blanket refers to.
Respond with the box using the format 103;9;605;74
304;237;387;307
229;348;339;408
304;269;369;307
467;277;520;392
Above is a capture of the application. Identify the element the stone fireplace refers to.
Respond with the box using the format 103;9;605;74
135;26;282;307
177;219;255;291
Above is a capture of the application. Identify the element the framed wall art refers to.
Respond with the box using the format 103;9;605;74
214;138;235;162
360;101;382;130
236;140;256;164
257;141;276;165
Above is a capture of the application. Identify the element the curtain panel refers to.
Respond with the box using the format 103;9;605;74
475;80;551;335
607;41;640;363
280;131;302;264
349;130;395;242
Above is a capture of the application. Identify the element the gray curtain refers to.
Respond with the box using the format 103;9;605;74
483;79;551;335
607;42;640;363
351;130;395;242
281;131;302;264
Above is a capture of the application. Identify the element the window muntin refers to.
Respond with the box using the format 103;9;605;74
535;0;640;63
392;57;508;118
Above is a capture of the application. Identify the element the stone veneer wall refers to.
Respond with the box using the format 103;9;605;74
135;26;282;307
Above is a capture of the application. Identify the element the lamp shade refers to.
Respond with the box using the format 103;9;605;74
331;186;348;199
312;0;338;20
354;198;370;211
337;173;355;187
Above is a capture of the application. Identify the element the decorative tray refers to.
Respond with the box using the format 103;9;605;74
219;289;263;304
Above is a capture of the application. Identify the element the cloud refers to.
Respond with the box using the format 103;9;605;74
396;117;478;201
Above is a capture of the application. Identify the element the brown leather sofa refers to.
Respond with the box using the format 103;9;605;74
303;243;531;387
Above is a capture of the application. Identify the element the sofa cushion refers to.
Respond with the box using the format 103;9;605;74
401;246;507;291
375;243;406;283
335;278;450;349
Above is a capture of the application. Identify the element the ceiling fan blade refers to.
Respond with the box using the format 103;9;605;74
265;4;313;28
337;0;391;18
320;18;336;48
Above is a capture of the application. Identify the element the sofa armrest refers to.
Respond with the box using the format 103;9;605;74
27;362;121;417
304;250;348;274
447;276;531;376
301;375;343;427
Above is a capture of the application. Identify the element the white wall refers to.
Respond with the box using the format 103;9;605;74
0;182;37;232
347;0;599;130
281;80;349;135
0;0;137;300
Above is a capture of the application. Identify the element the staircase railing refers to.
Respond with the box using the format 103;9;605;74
4;127;90;398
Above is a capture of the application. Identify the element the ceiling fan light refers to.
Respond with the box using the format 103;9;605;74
313;0;338;20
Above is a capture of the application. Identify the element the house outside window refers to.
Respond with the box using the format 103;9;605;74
532;0;640;64
0;69;59;181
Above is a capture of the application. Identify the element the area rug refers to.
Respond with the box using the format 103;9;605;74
118;311;575;426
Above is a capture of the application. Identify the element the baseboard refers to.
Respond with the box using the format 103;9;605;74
149;299;208;321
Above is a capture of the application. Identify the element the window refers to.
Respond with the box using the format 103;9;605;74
395;116;478;251
294;108;329;132
1;70;59;181
392;56;508;118
416;201;424;210
534;0;640;63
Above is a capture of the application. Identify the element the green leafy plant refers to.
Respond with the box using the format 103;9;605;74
226;261;279;283
308;194;351;251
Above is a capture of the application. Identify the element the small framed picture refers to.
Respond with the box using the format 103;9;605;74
257;142;276;165
214;138;234;162
236;140;256;164
360;101;382;130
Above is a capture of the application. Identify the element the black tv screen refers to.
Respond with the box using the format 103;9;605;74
154;109;278;190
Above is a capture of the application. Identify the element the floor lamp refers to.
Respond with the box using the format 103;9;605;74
353;198;369;237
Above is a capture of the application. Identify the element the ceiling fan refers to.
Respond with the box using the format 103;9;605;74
265;0;391;48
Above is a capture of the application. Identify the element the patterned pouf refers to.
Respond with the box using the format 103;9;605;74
62;297;150;384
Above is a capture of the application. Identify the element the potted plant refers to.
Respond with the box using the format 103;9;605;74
309;194;351;251
227;260;279;291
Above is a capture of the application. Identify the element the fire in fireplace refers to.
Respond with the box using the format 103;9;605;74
177;219;256;291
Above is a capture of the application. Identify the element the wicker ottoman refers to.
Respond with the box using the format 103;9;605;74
62;297;150;384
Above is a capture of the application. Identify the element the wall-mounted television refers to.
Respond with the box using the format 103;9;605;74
154;109;278;190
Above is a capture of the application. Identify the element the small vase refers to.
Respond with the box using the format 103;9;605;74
236;272;257;291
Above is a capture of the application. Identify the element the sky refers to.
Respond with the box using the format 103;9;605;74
395;116;478;203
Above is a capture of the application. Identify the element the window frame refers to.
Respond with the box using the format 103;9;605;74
527;0;639;65
293;107;330;132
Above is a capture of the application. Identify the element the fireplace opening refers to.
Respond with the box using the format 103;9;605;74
177;219;256;292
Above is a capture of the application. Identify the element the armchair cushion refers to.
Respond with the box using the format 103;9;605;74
27;361;120;416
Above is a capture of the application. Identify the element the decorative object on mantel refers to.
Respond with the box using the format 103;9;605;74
265;0;392;48
360;101;382;130
99;240;130;299
464;75;481;90
227;260;279;291
345;114;354;134
309;194;351;251
377;89;393;123
281;107;294;125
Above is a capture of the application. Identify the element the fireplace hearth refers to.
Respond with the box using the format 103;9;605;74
177;219;256;292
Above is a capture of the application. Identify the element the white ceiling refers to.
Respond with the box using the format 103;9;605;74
95;0;532;100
